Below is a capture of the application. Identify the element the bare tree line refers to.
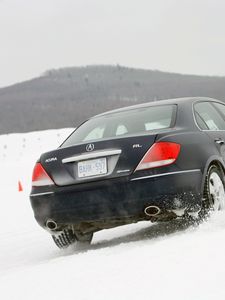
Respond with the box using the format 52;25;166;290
0;65;224;134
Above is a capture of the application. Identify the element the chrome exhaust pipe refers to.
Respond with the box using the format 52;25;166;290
144;205;161;217
46;219;58;231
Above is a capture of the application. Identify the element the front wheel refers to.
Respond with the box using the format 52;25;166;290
201;165;225;216
52;229;93;249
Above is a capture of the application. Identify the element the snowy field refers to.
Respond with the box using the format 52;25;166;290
1;129;225;300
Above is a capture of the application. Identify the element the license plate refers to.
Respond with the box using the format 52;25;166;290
78;158;107;178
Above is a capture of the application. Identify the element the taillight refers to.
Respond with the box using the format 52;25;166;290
32;163;54;186
135;142;181;171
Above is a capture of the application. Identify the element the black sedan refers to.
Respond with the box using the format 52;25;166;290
30;97;225;248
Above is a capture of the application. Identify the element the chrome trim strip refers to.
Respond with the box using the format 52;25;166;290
117;169;130;173
30;192;54;197
62;149;122;163
131;169;201;181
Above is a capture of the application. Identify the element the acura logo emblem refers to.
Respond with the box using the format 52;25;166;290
86;143;94;152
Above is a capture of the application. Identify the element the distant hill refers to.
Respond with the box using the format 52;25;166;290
0;65;225;134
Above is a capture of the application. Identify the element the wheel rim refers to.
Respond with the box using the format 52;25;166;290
209;172;225;211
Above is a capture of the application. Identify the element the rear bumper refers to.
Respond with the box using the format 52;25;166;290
30;168;203;228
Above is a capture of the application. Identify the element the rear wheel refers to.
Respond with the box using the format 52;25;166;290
201;164;225;216
52;229;93;249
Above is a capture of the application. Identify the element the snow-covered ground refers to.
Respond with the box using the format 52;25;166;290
1;129;225;300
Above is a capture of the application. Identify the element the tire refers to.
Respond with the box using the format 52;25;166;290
52;229;93;249
201;164;225;217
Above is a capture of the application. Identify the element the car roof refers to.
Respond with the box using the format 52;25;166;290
93;97;223;118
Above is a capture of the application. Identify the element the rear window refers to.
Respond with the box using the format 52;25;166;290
62;104;176;147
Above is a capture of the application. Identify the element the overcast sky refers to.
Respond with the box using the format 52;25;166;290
0;0;225;87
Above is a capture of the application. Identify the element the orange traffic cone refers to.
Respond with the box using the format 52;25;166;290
18;181;23;192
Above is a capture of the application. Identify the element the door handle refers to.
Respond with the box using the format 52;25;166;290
215;138;225;145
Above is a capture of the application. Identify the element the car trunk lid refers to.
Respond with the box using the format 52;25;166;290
40;134;157;186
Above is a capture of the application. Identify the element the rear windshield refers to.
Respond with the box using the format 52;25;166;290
62;104;176;147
